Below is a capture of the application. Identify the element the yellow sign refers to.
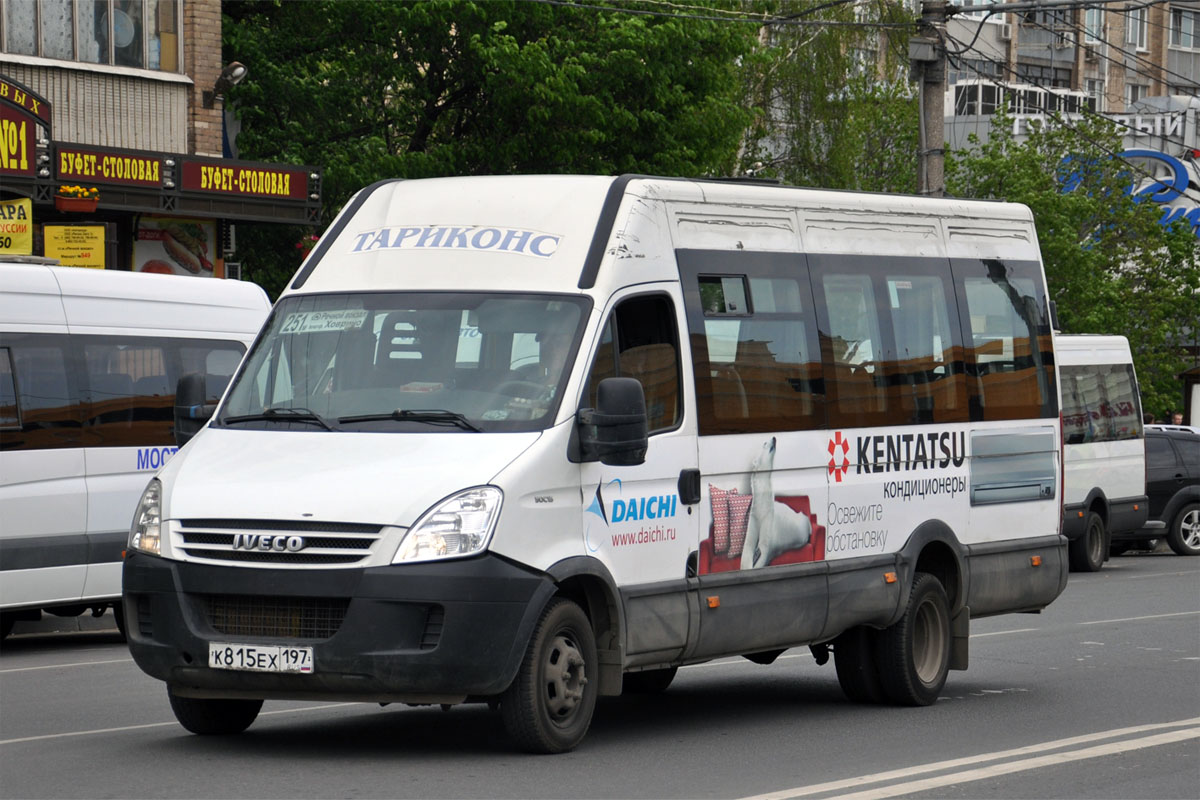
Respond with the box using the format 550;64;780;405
44;225;106;269
0;198;32;255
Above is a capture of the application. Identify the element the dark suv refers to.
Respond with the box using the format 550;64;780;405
1116;425;1200;556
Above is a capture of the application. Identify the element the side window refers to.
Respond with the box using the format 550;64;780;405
682;250;822;435
1;335;82;451
0;348;19;429
83;340;167;446
819;271;889;428
585;294;680;434
180;341;247;405
1145;436;1178;469
884;274;967;424
1061;363;1142;444
954;259;1056;421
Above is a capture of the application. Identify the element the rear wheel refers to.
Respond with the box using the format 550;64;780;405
501;598;598;754
1068;511;1106;572
878;572;950;706
1167;503;1200;556
168;688;262;735
833;626;885;704
622;667;677;694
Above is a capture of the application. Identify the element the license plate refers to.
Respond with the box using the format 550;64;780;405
209;643;314;673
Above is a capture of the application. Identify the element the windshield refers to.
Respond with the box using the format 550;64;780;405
218;292;589;433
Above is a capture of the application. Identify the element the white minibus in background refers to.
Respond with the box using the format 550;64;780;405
0;264;270;639
123;175;1066;753
1055;334;1148;570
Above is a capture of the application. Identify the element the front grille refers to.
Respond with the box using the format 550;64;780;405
202;594;349;639
420;606;445;650
176;518;384;567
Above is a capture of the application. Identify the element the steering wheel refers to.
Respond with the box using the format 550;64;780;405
495;380;548;400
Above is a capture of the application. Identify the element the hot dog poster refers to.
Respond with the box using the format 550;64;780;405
135;217;218;277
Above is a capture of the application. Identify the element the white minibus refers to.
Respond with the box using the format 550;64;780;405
0;264;269;638
1055;334;1148;568
123;175;1066;752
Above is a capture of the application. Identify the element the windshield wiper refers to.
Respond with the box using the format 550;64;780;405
223;407;337;431
338;408;481;432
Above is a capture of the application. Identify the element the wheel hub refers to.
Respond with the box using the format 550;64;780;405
543;633;587;719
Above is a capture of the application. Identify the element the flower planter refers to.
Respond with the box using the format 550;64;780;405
54;195;99;213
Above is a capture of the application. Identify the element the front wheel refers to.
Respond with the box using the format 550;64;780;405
168;688;262;735
501;598;598;754
1068;511;1106;572
1167;503;1200;556
878;572;950;706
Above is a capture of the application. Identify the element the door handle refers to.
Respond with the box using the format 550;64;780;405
678;468;701;506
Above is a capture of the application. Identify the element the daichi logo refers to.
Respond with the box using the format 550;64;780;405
828;431;850;482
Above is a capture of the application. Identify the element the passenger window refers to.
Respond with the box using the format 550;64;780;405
1060;364;1141;444
584;294;680;433
955;259;1055;421
821;272;888;427
885;274;967;424
681;252;822;435
0;348;18;429
2;336;82;451
1145;436;1178;469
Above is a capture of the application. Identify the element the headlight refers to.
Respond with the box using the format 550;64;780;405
129;479;163;555
393;487;502;563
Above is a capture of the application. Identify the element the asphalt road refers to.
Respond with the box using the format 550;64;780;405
1;551;1197;800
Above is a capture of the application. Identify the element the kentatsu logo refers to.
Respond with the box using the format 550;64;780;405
232;534;307;552
827;431;850;482
349;226;561;258
856;431;966;474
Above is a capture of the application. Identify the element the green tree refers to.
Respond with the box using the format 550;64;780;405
946;110;1200;416
735;1;919;192
222;0;757;296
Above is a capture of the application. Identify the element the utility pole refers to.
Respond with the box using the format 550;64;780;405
910;0;947;196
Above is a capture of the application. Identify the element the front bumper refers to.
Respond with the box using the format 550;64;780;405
122;553;554;702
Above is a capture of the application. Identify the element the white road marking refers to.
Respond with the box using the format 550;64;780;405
0;703;356;745
739;717;1200;800
0;658;133;674
1080;610;1200;625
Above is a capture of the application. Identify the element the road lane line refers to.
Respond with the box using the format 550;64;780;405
830;728;1200;800
1079;610;1200;625
739;717;1200;800
0;658;133;674
0;703;356;745
969;628;1040;638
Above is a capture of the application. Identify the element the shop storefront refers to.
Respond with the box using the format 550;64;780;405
1;73;320;276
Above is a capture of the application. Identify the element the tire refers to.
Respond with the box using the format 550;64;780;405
878;572;951;706
1166;502;1200;556
833;626;886;704
501;598;598;754
622;667;677;694
113;603;127;641
168;688;262;735
1068;511;1106;572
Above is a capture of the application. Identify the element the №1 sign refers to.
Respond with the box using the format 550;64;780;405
44;225;106;269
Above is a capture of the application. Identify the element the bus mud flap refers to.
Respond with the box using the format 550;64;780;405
950;606;969;671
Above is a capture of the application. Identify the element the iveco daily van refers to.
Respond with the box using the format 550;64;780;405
1056;334;1148;570
1;264;269;638
124;175;1067;753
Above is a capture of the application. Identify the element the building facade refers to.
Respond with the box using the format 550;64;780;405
0;0;319;276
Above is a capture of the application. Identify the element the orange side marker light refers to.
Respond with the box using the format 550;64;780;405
884;572;898;584
707;596;721;609
1031;555;1043;567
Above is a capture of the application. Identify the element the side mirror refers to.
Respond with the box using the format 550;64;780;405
173;373;216;447
577;377;648;466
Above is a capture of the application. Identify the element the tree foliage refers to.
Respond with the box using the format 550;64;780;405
222;0;757;295
947;111;1200;417
735;1;919;192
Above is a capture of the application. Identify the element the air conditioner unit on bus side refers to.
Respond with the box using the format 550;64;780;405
999;23;1012;41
